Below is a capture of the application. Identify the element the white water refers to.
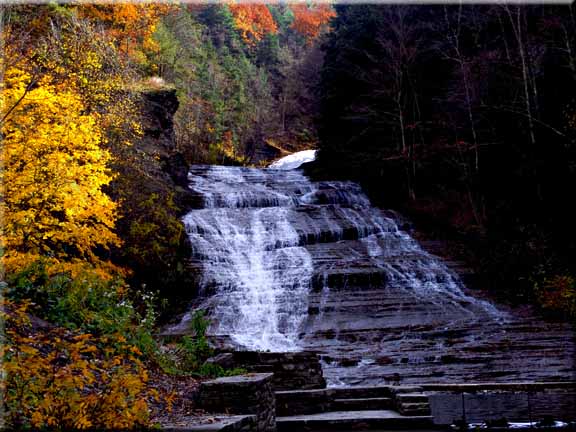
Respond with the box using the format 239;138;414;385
269;149;317;170
177;166;316;351
186;205;313;351
171;151;505;353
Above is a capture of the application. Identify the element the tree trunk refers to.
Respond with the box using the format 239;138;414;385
506;6;536;146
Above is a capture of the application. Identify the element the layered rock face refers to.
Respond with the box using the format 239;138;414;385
167;164;575;386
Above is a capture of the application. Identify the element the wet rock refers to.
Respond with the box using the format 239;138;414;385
321;355;334;364
375;356;394;365
440;355;458;364
339;358;360;367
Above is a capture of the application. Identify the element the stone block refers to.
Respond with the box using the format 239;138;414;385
199;373;276;432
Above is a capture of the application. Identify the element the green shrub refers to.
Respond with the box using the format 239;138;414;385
157;311;245;377
5;259;160;356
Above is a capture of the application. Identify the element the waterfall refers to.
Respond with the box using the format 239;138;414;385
171;151;502;352
176;166;317;352
165;151;575;384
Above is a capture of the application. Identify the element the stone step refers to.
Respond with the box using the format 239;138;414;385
275;386;397;416
245;364;275;373
330;385;396;399
170;415;257;431
398;402;432;416
394;390;432;417
396;393;429;403
332;397;393;411
277;410;434;431
276;389;332;416
227;351;326;391
391;386;425;394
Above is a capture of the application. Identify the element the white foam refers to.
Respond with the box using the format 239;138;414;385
269;149;317;170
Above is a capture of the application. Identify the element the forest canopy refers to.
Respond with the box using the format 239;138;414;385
316;4;576;313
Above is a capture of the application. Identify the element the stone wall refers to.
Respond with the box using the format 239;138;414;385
225;351;326;391
199;373;276;432
421;383;576;426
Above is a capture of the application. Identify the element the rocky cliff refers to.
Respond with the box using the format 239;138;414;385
109;88;199;322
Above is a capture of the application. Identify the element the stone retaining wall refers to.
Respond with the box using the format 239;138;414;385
429;389;576;425
227;351;326;391
199;373;276;432
420;382;576;392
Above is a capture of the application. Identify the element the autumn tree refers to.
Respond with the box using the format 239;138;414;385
76;3;173;71
1;67;119;272
4;6;143;153
228;4;278;45
290;3;335;43
0;5;144;276
0;8;168;428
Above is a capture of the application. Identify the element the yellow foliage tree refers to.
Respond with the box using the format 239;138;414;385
4;6;144;151
1;66;120;272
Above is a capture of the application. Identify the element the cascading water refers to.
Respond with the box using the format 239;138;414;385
176;166;315;352
168;151;575;385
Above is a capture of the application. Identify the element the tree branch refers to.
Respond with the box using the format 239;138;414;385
1;75;38;126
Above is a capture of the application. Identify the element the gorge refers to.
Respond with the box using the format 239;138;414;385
5;4;576;430
167;151;576;387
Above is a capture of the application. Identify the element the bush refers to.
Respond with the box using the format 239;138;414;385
157;311;245;377
535;274;576;319
5;258;159;356
1;299;158;429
